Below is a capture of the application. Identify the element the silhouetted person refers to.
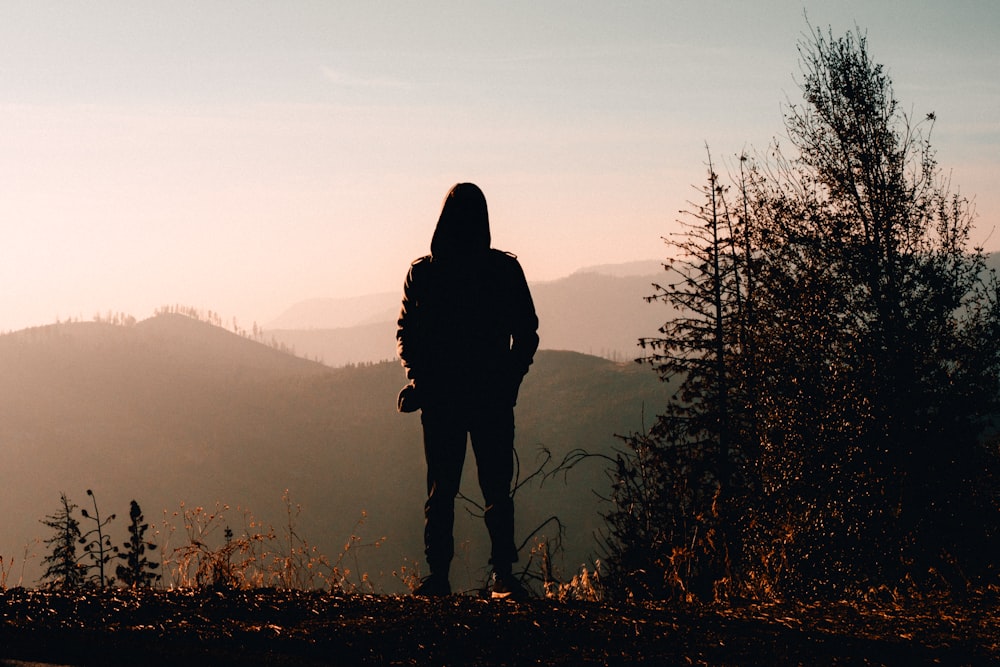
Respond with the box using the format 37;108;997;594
396;183;539;600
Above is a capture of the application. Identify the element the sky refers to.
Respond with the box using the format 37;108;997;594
1;1;997;332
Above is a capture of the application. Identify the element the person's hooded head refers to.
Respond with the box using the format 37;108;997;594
430;183;491;259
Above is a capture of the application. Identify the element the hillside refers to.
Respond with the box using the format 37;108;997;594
0;315;665;592
264;261;669;366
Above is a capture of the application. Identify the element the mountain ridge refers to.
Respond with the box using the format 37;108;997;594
0;315;667;592
264;259;670;366
264;259;664;331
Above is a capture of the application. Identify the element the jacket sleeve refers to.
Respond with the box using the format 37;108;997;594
508;258;539;377
396;260;424;381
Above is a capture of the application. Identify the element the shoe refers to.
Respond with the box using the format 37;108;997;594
491;573;530;601
413;574;451;597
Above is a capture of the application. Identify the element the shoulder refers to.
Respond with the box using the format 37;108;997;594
410;254;432;268
489;248;520;266
403;256;434;292
407;255;433;276
489;248;529;281
490;248;523;274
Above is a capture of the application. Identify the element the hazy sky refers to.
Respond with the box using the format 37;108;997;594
1;1;997;332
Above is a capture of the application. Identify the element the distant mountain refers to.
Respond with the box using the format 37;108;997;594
0;315;667;592
570;259;663;277
266;293;401;330
266;321;400;366
265;260;670;367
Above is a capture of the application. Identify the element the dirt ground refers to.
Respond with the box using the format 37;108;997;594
1;587;997;666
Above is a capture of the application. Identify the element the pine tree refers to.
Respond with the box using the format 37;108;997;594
40;493;86;589
604;149;757;601
116;500;161;588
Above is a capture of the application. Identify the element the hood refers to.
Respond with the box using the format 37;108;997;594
430;183;491;259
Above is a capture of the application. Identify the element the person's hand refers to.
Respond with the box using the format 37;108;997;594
397;382;421;413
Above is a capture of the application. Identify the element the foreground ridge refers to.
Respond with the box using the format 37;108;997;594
0;588;996;665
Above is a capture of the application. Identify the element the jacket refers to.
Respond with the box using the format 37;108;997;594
396;249;539;409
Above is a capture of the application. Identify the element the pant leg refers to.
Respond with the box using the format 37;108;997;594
469;407;518;569
420;409;468;576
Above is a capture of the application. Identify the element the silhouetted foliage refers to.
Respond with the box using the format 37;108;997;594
744;24;1000;596
599;149;755;601
79;489;117;588
39;493;86;590
116;500;161;588
607;24;1000;601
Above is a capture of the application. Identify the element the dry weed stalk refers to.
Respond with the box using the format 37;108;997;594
160;501;275;589
533;539;605;602
158;495;384;593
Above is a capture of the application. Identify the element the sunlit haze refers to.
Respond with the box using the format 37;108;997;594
1;1;997;332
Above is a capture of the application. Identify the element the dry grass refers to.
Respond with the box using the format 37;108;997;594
157;492;383;594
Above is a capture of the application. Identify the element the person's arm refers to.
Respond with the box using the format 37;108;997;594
396;260;425;381
509;259;539;378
